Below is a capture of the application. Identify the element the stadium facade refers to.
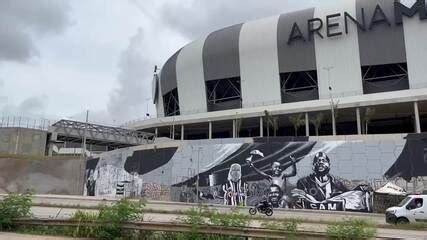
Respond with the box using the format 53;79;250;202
130;0;427;139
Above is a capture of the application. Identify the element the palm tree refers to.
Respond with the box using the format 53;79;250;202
310;112;324;136
288;113;305;136
264;110;278;137
364;107;376;134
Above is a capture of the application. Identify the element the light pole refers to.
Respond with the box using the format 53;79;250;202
194;146;202;203
145;97;151;119
323;66;336;136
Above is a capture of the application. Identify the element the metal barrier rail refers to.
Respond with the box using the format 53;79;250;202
0;116;53;131
12;219;326;239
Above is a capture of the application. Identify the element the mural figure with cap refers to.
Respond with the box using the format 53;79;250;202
296;152;348;201
293;152;372;211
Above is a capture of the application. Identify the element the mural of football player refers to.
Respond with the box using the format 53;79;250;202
86;169;96;196
222;163;248;206
296;152;348;201
246;150;301;208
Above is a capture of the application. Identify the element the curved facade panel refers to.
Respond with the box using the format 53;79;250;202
402;0;427;89
277;8;317;73
156;1;427;117
160;49;181;94
176;39;208;114
203;24;243;81
356;0;407;66
239;16;281;108
314;0;363;99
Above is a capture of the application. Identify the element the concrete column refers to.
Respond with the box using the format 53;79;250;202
232;120;236;138
48;132;58;156
208;121;212;139
171;125;175;140
155;128;158;138
181;125;185;140
259;117;264;137
356;107;361;135
414;101;421;133
305;112;309;136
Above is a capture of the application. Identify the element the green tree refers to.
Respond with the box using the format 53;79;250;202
310;113;324;136
264;110;278;137
288;114;305;136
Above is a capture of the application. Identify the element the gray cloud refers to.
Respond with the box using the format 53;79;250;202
0;0;71;62
107;28;153;123
155;0;317;39
0;96;46;118
18;96;45;114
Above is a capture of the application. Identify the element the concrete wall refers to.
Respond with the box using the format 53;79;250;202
0;127;47;155
0;158;84;195
85;134;427;212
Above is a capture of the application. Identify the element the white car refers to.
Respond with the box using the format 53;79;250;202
385;194;427;224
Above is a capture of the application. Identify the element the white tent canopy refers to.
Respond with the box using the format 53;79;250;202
375;182;407;196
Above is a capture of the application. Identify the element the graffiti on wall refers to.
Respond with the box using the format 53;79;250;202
85;134;427;213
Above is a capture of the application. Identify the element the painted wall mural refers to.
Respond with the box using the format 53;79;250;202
85;134;427;213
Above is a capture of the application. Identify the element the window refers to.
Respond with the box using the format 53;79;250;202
407;198;423;210
361;63;409;94
206;77;242;112
280;70;319;103
163;88;180;116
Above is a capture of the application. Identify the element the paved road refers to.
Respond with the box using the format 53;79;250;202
0;232;88;240
16;194;386;224
30;206;427;239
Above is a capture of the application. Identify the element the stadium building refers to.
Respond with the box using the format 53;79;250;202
131;0;427;139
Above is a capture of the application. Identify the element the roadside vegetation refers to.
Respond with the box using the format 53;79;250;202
326;219;377;239
5;193;427;239
0;192;33;231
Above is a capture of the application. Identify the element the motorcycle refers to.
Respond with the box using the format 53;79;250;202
249;201;273;216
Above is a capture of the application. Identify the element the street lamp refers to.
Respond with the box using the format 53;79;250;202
323;66;337;136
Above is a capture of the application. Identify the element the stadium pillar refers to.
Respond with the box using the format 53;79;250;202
181;125;185;140
305;112;309;136
171;125;175;140
259;117;264;137
356;107;362;135
414;101;421;133
232;120;236;138
155;128;158;138
208;121;212;139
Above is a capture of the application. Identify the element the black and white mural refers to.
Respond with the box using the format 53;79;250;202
84;134;427;212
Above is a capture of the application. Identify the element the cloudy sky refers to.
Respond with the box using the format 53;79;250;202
0;0;317;126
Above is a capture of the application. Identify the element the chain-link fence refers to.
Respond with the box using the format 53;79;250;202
0;116;54;131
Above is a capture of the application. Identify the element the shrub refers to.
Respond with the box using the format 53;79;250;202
261;218;301;240
70;198;145;240
0;192;33;230
176;205;250;240
326;219;376;240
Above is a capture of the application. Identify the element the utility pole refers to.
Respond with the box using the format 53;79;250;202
80;110;89;195
323;66;336;136
81;110;89;159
